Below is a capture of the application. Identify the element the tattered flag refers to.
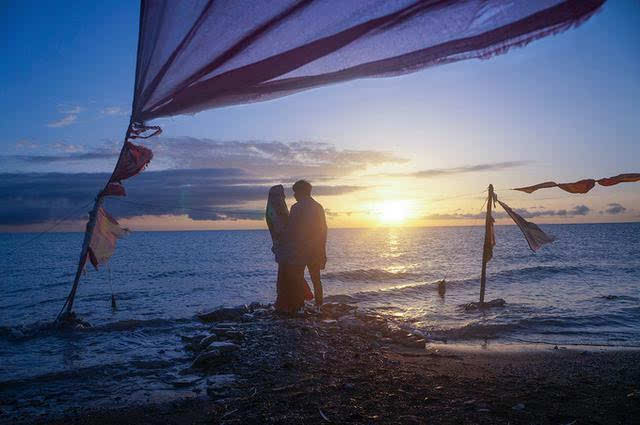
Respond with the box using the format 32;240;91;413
514;173;640;194
87;208;129;270
110;141;153;183
497;200;555;252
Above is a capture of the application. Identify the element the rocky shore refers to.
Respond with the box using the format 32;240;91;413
29;303;640;424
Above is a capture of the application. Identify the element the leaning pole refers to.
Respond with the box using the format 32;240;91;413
479;184;494;304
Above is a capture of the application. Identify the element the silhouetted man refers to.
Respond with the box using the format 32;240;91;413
281;180;327;307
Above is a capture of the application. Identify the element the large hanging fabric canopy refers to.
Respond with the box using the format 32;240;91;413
131;0;605;122
58;0;606;320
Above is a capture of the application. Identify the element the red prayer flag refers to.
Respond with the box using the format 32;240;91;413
110;141;153;183
597;173;640;187
513;181;558;194
557;179;596;194
102;182;126;197
515;173;640;195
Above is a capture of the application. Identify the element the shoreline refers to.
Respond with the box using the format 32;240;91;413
18;303;639;425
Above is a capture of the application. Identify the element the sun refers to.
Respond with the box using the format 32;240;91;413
375;200;412;224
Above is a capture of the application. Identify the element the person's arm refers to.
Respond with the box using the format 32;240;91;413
319;205;328;268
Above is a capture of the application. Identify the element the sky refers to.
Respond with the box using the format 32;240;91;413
0;0;639;232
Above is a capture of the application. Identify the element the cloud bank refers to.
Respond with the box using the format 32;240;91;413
383;161;531;178
46;105;84;128
0;169;365;225
603;203;626;215
2;136;401;226
425;205;592;221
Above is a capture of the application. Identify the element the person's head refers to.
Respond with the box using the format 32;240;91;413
292;179;312;201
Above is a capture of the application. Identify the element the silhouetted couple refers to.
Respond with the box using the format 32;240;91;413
266;180;327;315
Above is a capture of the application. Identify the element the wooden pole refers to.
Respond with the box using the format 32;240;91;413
56;124;133;323
479;184;494;304
55;195;104;321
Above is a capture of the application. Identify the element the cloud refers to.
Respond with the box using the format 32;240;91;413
0;169;365;225
145;137;408;178
425;204;591;220
52;142;85;153
57;103;84;114
569;205;590;216
47;105;84;128
1;138;400;226
383;161;531;178
15;139;38;150
2;137;407;177
10;151;118;163
58;105;83;114
603;203;626;215
101;106;128;116
47;114;78;128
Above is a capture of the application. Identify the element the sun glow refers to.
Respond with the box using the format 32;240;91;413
374;200;412;224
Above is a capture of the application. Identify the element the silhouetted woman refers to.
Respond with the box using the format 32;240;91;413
266;185;312;314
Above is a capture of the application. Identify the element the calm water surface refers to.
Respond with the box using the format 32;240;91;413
1;224;639;419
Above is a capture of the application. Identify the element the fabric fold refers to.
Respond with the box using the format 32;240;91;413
110;141;154;183
597;173;640;187
497;200;555;252
87;208;129;270
131;0;605;121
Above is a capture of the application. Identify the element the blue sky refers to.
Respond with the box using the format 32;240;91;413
0;1;639;230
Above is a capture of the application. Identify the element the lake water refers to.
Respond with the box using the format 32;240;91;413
1;224;639;420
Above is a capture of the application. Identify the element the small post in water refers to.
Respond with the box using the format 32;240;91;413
479;184;494;304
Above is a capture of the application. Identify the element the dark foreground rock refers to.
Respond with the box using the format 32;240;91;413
30;303;640;425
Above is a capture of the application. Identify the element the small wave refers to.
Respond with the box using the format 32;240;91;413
94;317;191;332
145;270;198;280
3;280;69;296
323;294;359;304
599;294;639;302
0;359;176;390
0;322;57;342
490;264;604;282
323;268;421;282
0;317;193;342
426;322;519;341
327;278;473;304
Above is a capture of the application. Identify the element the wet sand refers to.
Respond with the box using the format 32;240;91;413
28;304;640;424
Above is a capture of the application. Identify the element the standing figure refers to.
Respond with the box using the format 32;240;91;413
280;180;328;308
266;185;313;314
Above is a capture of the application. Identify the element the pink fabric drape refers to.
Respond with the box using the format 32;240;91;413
87;208;129;270
130;0;605;122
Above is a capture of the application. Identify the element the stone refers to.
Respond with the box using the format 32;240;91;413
191;349;222;368
463;299;506;311
199;333;219;349
197;307;248;323
171;376;202;388
207;374;237;388
206;341;240;352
